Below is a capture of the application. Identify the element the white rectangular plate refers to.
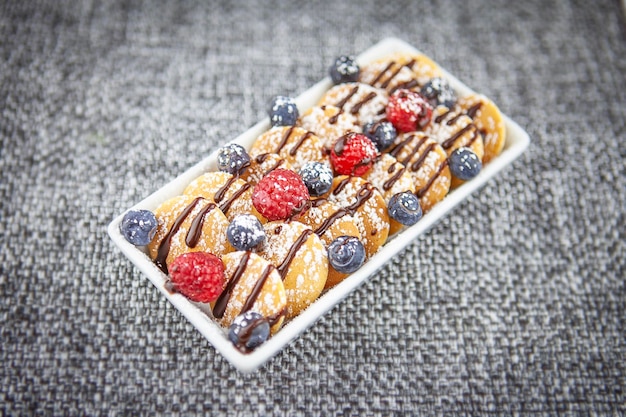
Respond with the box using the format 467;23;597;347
108;37;530;373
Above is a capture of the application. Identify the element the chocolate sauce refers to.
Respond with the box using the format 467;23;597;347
333;134;350;156
383;165;407;191
416;159;449;199
332;176;352;195
314;207;349;236
155;197;204;273
466;102;483;119
328;108;343;125
219;182;251;214
370;61;395;86
409;143;437;172
213;251;251;319
240;264;276;314
185;202;217;248
214;175;239;204
336;86;359;110
275;126;295;153
441;123;477;150
255;153;271;163
276;229;314;280
380;64;404;89
350;92;377;114
289;131;314;156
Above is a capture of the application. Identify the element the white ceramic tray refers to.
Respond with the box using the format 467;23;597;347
108;37;530;373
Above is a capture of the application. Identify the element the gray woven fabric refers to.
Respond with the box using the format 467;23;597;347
1;0;625;415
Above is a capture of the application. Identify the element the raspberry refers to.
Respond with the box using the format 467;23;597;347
386;89;433;133
252;169;310;221
168;252;225;303
329;132;378;176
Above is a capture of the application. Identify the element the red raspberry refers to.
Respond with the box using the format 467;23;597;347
386;89;433;133
252;169;310;221
168;252;225;303
329;132;378;176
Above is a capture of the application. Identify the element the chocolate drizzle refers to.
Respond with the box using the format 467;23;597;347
416;159;449;199
185;202;217;248
155;197;205;273
409;143;437;172
441;123;477;150
315;181;375;237
240;264;276;314
219;183;251;214
276;229;314;280
213;251;251;319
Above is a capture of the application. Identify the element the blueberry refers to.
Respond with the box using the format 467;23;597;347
420;77;457;109
120;209;158;246
226;214;266;251
448;147;482;181
268;96;299;127
387;192;422;226
299;161;333;197
327;236;366;274
217;143;251;176
228;311;270;351
362;121;397;152
329;55;360;84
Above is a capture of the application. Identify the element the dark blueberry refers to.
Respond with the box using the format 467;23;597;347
448;147;482;181
387;192;422;226
226;214;266;251
268;96;299;127
228;311;270;352
329;55;360;84
420;77;457;109
327;236;366;274
299;161;333;197
120;209;158;246
217;143;251;175
362;121;397;152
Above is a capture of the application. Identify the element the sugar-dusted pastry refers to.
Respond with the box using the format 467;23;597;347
182;171;260;222
388;132;451;212
317;82;388;126
248;126;326;171
298;199;362;288
458;93;506;163
240;153;293;186
363;153;416;235
298;105;360;148
359;52;443;94
322;176;390;258
148;195;233;273
427;106;485;160
212;251;287;334
259;221;328;318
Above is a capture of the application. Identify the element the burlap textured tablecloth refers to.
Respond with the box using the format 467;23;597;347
1;0;624;415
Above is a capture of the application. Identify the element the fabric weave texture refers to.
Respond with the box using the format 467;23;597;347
1;0;624;415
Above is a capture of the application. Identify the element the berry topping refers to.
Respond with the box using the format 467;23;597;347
268;96;299;127
327;236;366;274
420;77;457;109
252;168;310;221
120;209;158;246
168;252;225;303
226;214;266;251
329;55;360;84
299;161;333;197
228;311;270;352
329;132;378;176
385;89;433;133
217;143;251;176
387;192;423;226
362;121;397;152
448;147;482;181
